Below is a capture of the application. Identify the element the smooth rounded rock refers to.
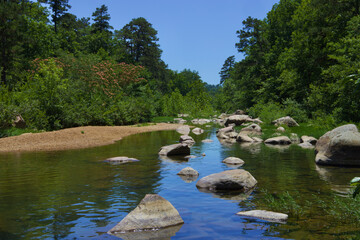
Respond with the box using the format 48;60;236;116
192;127;204;135
315;125;360;166
177;167;199;176
264;136;291;145
179;135;195;145
222;157;245;165
196;169;257;192
159;143;191;156
300;135;317;145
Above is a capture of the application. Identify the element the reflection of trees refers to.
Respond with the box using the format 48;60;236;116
0;130;176;239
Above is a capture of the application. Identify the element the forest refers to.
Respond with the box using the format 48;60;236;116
1;0;360;134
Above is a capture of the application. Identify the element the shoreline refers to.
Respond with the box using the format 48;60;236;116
0;123;183;153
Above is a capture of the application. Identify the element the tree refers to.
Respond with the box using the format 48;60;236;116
219;56;235;84
117;17;161;64
92;4;112;33
0;0;24;85
40;0;71;33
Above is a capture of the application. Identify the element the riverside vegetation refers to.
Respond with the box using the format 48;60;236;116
1;0;360;136
1;1;360;237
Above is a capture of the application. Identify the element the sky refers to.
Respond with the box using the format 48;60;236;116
68;0;279;85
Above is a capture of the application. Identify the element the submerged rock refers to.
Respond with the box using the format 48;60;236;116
272;116;299;127
104;156;139;164
196;169;257;192
236;210;288;223
315;124;360;166
202;139;213;143
159;143;190;156
108;194;184;234
264;136;291;145
222;157;245;165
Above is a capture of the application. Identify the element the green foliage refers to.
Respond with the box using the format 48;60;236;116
217;0;360;124
261;190;303;217
351;177;360;198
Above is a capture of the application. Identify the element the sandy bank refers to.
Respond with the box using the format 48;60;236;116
0;123;183;153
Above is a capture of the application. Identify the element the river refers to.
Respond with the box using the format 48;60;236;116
0;126;359;239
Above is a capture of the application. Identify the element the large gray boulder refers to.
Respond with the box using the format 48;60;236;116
159;143;190;156
225;115;253;126
236;210;288;223
264;136;292;145
272;116;299;127
108;194;184;234
315;124;360;166
236;133;256;143
196;169;257;192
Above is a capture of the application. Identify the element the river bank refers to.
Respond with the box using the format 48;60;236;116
0;123;182;152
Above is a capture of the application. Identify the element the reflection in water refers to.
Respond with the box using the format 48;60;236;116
178;174;198;183
197;188;254;202
316;165;360;195
264;143;290;151
0;128;359;239
238;142;262;154
111;224;183;240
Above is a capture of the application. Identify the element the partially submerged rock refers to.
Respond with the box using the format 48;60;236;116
236;133;256;143
104;156;139;164
236;210;288;223
300;135;317;145
179;135;195;145
264;136;292;145
108;194;184;234
159;143;190;156
216;126;234;137
315;124;360;166
192;127;204;135
222;157;245;165
196;169;257;192
202;139;213;143
177;167;199;176
272;116;299;127
176;125;190;135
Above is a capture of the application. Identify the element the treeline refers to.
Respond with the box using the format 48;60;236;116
218;0;360;124
0;0;214;131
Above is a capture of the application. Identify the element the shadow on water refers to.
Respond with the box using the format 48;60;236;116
0;127;359;239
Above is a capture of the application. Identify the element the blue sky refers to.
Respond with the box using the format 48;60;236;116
68;0;279;85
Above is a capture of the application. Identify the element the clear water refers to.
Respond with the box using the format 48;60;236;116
0;127;359;239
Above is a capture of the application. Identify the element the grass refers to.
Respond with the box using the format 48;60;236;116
0;127;40;138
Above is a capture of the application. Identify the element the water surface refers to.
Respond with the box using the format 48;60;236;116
0;127;359;239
